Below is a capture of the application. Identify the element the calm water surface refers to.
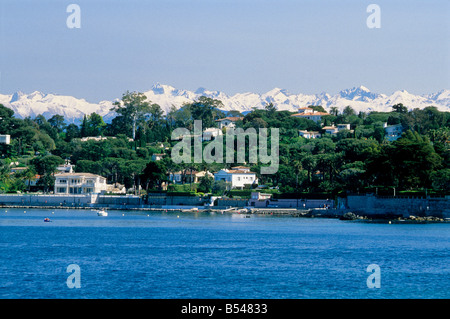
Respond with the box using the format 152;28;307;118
0;208;448;299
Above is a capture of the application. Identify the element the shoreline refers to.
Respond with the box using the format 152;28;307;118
1;205;449;224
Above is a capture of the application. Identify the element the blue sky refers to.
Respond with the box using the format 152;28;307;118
1;0;449;102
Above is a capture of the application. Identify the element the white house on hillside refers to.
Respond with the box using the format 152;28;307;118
0;135;11;144
299;130;321;139
169;170;214;184
214;168;258;189
322;124;353;135
54;173;107;194
215;117;243;129
203;128;223;141
291;108;329;123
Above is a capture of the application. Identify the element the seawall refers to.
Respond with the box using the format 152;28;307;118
345;194;450;218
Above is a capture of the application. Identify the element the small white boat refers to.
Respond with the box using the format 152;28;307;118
96;209;108;217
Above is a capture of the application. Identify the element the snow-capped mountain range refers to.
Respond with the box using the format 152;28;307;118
0;84;448;123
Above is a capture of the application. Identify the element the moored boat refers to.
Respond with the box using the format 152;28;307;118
96;209;108;216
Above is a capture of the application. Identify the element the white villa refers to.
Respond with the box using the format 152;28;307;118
215;117;243;129
298;130;321;139
214;168;258;189
54;172;107;195
0;135;11;144
322;124;353;135
202;128;223;141
291;108;329;123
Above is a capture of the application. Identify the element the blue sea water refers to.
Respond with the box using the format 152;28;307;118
0;208;448;299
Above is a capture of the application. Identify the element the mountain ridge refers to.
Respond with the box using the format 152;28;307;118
0;84;448;123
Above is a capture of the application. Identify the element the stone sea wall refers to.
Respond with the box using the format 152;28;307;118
346;194;450;218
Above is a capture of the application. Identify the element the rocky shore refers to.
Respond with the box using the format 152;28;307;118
339;212;448;223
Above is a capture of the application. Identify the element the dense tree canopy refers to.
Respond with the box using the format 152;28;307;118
0;98;448;196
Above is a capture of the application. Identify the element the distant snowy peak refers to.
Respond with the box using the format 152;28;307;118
0;84;448;123
0;91;114;123
339;86;381;101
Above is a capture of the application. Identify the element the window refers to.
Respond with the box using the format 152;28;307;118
69;187;81;194
57;187;66;193
59;179;67;184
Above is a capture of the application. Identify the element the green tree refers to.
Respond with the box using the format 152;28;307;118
308;105;326;113
264;103;277;116
342;105;356;117
336;138;380;163
337;162;366;192
197;175;213;193
189;96;226;128
65;123;80;142
20;167;37;192
329;106;339;116
48;115;66;133
390;130;442;189
74;160;103;175
0;160;13;192
80;113;106;137
31;155;64;192
431;169;450;192
112;91;151;140
392;103;408;113
122;159;147;194
301;154;317;184
141;160;167;191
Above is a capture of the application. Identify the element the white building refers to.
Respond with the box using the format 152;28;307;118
80;136;133;142
291;108;329;123
298;130;321;139
54;173;107;194
214;169;258;189
56;163;74;174
203;128;223;141
215;117;243;129
250;192;272;200
168;170;214;184
322;124;353;135
231;166;251;172
151;153;165;161
0;135;10;144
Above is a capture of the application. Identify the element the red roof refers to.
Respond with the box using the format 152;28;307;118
292;112;329;117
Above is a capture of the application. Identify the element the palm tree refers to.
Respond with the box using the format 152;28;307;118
330;107;339;116
292;159;303;190
0;160;12;192
22;167;37;192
